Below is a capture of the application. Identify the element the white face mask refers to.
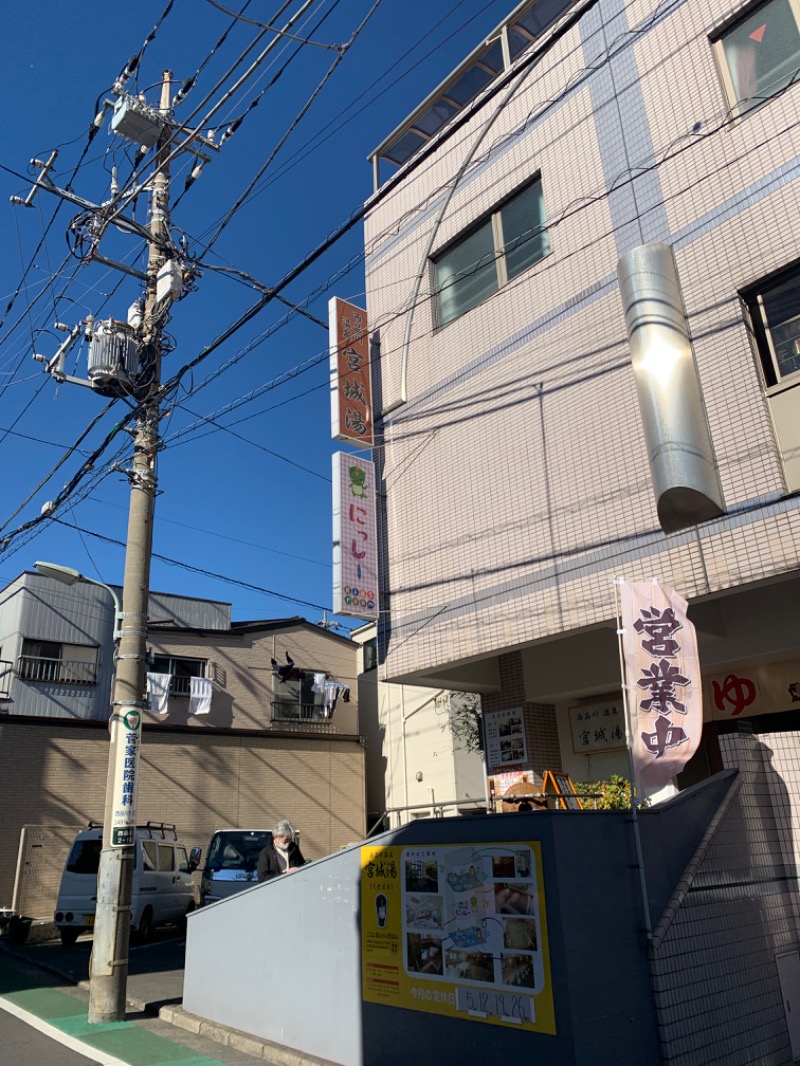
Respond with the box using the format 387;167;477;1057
276;839;290;851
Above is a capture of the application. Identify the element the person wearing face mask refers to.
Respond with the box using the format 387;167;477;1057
257;820;306;882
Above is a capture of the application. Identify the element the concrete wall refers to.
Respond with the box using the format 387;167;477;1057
184;810;659;1066
0;718;366;918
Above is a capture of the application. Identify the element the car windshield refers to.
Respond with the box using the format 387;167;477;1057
66;839;102;875
206;831;272;870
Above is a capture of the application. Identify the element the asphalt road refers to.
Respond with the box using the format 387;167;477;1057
0;1005;102;1066
9;926;186;1011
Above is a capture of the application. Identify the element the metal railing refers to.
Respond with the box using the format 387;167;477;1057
271;701;329;723
168;675;193;696
0;659;12;698
17;655;97;685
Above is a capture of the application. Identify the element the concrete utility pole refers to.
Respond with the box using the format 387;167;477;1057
88;70;173;1025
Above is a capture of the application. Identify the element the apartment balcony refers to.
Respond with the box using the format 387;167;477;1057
17;656;97;685
271;701;329;723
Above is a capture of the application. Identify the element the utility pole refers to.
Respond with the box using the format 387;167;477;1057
88;70;172;1025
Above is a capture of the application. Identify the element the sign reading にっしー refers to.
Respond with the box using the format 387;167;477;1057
332;452;378;620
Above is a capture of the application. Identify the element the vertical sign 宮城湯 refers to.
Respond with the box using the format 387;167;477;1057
329;297;373;448
332;452;378;620
361;842;555;1034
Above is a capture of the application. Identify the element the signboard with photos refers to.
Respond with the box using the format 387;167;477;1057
484;708;528;771
361;841;555;1034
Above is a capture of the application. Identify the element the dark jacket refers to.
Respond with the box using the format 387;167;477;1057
257;841;306;882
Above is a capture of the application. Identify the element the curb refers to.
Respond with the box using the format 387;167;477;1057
159;1004;339;1066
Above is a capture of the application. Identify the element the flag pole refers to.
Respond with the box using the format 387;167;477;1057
614;578;652;940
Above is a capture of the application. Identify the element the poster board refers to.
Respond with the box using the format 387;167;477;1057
484;708;527;771
361;841;555;1034
542;770;583;811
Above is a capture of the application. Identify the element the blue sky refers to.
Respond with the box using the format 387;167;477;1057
0;0;515;629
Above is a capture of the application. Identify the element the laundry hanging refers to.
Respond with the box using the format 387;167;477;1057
189;675;213;715
146;673;171;715
323;681;350;719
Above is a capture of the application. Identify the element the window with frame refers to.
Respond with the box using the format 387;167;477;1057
150;654;207;696
742;261;800;386
432;178;550;328
271;670;327;722
712;0;800;116
18;639;98;684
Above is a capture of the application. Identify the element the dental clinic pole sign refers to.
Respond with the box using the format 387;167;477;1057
109;709;142;847
620;580;702;802
332;452;378;620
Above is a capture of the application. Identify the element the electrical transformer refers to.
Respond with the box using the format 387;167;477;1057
87;319;139;396
110;95;164;148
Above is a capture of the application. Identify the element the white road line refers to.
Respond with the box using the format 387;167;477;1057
0;994;133;1066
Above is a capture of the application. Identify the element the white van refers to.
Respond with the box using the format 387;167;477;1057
200;828;274;906
54;822;200;946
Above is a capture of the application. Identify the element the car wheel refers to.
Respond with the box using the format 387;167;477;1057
134;907;153;944
59;927;80;947
178;900;195;934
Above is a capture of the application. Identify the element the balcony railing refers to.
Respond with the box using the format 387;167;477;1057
271;701;329;723
169;675;193;697
17;656;97;685
0;660;11;698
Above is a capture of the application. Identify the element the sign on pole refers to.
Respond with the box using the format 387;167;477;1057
109;709;142;847
329;297;373;448
619;580;702;802
332;452;378;620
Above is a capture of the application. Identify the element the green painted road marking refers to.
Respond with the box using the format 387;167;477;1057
0;959;228;1066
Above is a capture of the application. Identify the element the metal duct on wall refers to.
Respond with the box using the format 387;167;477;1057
617;243;724;534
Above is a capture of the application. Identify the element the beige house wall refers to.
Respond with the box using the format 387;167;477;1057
0;718;365;919
145;621;359;735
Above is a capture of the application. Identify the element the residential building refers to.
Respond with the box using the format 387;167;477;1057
348;0;800;1060
0;570;365;919
365;0;800;794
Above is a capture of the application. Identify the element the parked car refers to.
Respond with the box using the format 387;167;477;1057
54;822;200;946
200;828;275;906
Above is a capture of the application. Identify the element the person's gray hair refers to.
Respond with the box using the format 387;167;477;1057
272;819;294;840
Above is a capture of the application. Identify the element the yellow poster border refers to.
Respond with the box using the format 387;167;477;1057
360;840;555;1035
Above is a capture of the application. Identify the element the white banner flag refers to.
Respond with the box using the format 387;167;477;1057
620;581;702;802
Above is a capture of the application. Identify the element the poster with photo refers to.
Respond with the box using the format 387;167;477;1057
361;841;555;1034
484;708;528;771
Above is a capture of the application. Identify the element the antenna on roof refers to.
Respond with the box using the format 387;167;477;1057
317;609;345;633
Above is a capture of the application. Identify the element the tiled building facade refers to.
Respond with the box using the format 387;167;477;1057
365;0;800;790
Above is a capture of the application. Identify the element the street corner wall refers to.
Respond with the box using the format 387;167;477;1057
184;810;659;1066
183;844;365;1066
647;730;800;1065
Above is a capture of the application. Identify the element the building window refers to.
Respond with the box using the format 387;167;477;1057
271;670;328;722
363;638;378;672
433;178;550;327
18;639;98;684
150;655;206;696
742;261;800;385
712;0;800;116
